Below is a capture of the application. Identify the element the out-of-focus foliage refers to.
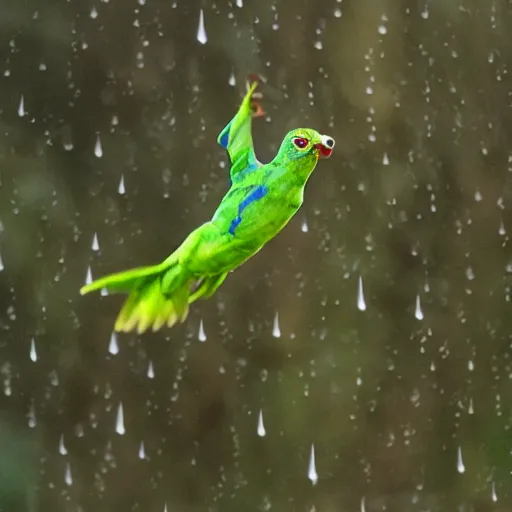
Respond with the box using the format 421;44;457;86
1;0;512;510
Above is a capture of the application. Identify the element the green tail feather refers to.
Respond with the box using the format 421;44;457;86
80;256;192;333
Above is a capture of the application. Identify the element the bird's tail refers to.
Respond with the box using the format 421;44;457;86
80;254;193;333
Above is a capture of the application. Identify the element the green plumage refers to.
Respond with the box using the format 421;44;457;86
80;79;335;333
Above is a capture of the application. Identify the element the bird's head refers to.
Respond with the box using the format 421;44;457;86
278;128;335;162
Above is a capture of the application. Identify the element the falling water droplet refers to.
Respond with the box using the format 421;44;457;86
85;266;93;285
198;319;207;342
100;287;108;296
468;397;474;414
139;441;146;459
108;332;119;355
18;95;25;117
491;481;498;502
499;221;506;235
118;175;125;195
0;253;4;272
257;410;266;437
236;0;243;6
74;423;84;437
474;189;483;202
272;312;281;338
457;446;465;473
147;360;155;379
28;402;36;428
65;462;73;486
94;134;103;158
301;219;309;233
116;403;125;435
30;338;37;362
382;153;389;165
91;233;99;251
197;9;207;44
357;276;366;311
228;72;236;86
90;6;98;19
59;434;67;455
360;496;366;512
308;444;318;485
415;294;424;320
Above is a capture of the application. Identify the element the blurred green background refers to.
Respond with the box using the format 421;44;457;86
1;0;512;510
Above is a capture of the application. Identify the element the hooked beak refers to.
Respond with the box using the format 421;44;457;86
314;134;335;158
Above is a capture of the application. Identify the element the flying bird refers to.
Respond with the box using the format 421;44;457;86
80;77;335;333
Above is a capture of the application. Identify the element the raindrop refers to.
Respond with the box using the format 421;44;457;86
198;319;207;342
492;481;498;502
28;402;36;428
18;95;25;117
382;152;389;165
65;462;73;486
357;276;366;311
360;496;366;512
257;409;266;437
378;24;387;35
147;360;155;379
197;9;207;44
468;397;474;414
29;338;37;362
100;287;109;296
118;175;126;195
301;219;309;233
236;0;243;6
85;266;93;285
108;332;119;355
474;189;482;202
139;441;146;459
91;233;99;251
456;446;465;473
498;221;506;235
75;423;84;437
115;403;125;435
272;312;281;338
90;6;98;19
468;360;474;371
59;434;68;455
415;294;424;320
50;370;60;385
228;72;236;86
94;134;103;158
307;444;318;485
0;253;3;271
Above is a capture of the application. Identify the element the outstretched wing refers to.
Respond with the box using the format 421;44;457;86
217;81;261;181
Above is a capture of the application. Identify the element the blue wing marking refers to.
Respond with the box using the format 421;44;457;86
228;185;268;235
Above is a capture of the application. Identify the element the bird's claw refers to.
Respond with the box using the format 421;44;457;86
246;74;266;118
250;99;265;118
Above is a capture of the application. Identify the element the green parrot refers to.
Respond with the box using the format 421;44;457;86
80;78;335;333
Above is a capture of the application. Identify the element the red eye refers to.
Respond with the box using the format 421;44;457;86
293;137;309;149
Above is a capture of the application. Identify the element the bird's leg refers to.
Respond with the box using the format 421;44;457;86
246;73;265;118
